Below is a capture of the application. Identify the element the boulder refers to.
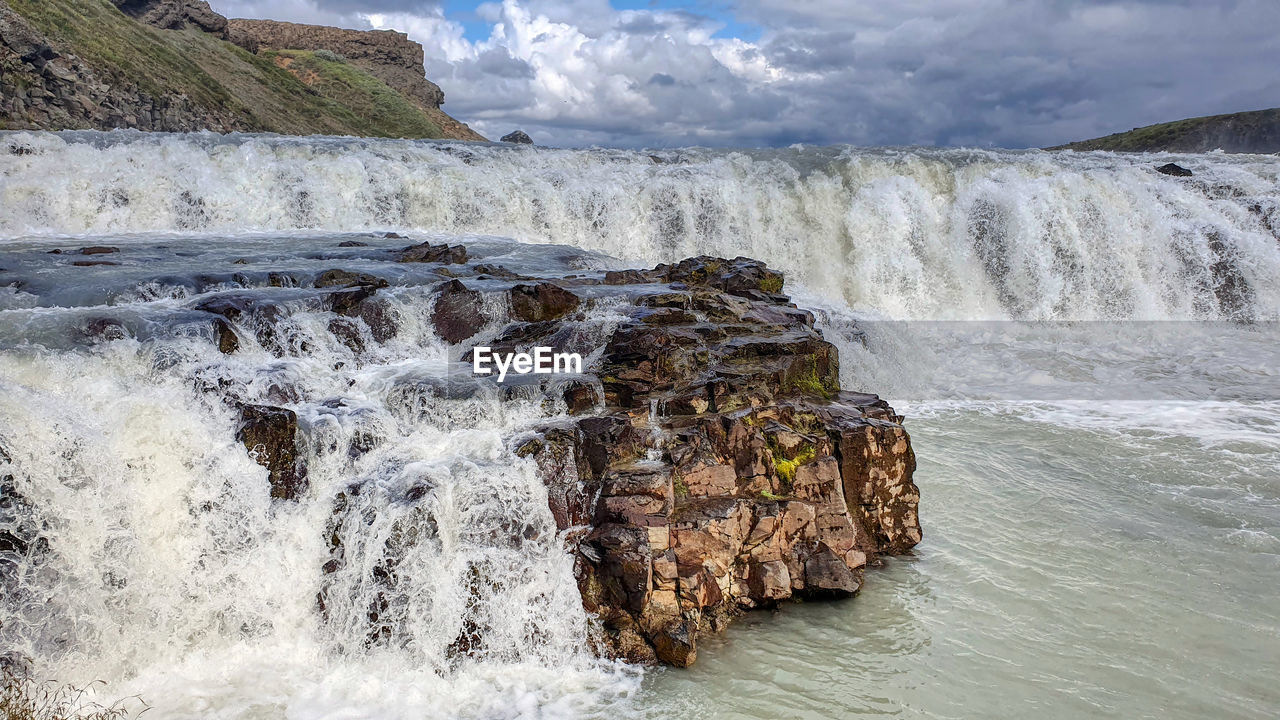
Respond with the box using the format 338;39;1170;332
1156;162;1193;177
429;279;484;343
508;282;580;322
394;242;467;264
236;404;308;501
501;130;533;144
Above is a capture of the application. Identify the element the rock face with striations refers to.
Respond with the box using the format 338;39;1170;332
111;0;228;35
226;19;445;109
506;256;923;665
171;245;921;668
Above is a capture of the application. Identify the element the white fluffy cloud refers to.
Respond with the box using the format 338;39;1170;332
210;0;1280;148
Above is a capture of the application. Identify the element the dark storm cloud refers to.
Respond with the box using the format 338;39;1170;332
209;0;1280;148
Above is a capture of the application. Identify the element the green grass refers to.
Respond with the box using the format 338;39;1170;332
265;50;442;138
6;0;446;138
1051;108;1280;153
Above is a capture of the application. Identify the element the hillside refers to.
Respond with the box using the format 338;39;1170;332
0;0;484;140
1052;108;1280;153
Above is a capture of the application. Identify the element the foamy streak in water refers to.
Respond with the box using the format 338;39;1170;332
0;284;640;719
2;132;1278;320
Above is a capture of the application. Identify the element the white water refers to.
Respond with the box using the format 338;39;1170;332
2;131;1279;719
3;131;1278;321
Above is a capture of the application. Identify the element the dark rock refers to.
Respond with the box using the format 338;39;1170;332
78;246;119;255
472;264;527;280
195;294;284;352
82;317;129;342
315;269;388;289
508;282;580;322
1156;162;1193;177
236;404;308;501
111;0;229;35
430;279;484;343
338;240;369;247
71;260;119;267
395;242;468;264
212;318;239;354
501;130;533;144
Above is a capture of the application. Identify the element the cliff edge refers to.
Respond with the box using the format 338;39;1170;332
0;0;484;140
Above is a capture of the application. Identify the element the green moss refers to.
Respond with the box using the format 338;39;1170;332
784;356;836;400
759;490;782;501
673;474;689;498
759;274;784;294
770;441;815;491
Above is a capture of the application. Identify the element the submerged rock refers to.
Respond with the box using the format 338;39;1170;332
1156;162;1193;177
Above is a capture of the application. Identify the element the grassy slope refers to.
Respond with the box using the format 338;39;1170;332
6;0;446;138
1051;108;1280;153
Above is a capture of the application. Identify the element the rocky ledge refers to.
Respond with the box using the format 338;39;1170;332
496;257;923;665
23;245;922;668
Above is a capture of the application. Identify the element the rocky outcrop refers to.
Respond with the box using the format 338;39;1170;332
0;1;237;131
176;246;921;667
0;0;482;139
1156;162;1193;177
111;0;227;36
501;256;922;665
226;19;445;109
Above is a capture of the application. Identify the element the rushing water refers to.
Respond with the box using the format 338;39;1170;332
1;131;1278;719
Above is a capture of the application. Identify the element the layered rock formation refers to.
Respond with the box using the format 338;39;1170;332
226;19;444;109
503;257;922;664
202;247;922;666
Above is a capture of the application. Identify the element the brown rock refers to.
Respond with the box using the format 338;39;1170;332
236;404;308;501
395;242;467;264
508;282;580;322
429;279;484;344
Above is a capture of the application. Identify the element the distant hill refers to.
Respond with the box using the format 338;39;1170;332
1051;108;1280;154
0;0;484;140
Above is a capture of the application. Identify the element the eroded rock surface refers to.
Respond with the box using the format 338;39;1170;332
173;248;919;666
509;256;922;665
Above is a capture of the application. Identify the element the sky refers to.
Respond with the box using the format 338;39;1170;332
209;0;1280;149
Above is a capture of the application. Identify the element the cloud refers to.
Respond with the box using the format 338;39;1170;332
208;0;1280;149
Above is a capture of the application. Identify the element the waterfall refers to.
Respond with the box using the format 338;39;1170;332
1;130;1279;718
3;131;1278;320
